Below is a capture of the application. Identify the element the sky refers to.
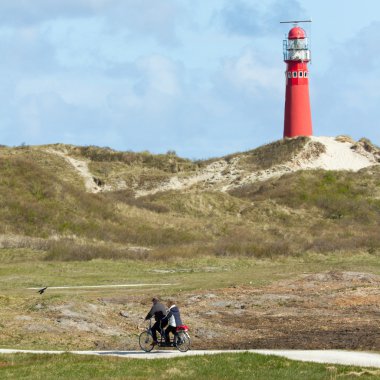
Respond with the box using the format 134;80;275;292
0;0;379;158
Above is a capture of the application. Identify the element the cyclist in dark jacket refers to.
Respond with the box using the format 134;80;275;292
145;297;167;345
163;300;183;344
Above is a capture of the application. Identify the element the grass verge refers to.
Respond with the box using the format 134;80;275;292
0;353;379;380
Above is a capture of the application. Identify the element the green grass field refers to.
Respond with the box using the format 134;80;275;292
1;249;379;295
0;353;379;380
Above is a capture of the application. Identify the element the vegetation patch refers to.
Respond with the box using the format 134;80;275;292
71;145;198;173
0;142;379;261
0;353;378;380
228;137;319;171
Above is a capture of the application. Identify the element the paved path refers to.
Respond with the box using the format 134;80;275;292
27;283;176;290
253;350;380;368
0;349;380;368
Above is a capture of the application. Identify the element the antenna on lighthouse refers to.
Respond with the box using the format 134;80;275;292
280;20;312;24
281;19;313;63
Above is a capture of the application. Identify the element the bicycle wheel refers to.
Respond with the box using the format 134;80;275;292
176;331;191;352
139;331;154;352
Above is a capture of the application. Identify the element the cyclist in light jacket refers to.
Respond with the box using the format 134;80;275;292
163;299;183;344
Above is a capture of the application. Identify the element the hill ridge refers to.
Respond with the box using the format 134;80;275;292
0;135;380;260
37;136;380;197
136;136;380;197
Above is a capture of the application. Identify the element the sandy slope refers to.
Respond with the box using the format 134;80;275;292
46;148;103;193
46;137;379;196
300;136;377;171
136;136;380;196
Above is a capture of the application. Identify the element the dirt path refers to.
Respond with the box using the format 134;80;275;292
135;159;236;197
0;349;380;368
46;149;103;193
27;283;176;290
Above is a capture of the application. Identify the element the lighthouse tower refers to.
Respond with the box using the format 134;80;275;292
283;24;312;138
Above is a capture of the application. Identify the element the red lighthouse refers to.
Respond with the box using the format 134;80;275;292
283;23;313;138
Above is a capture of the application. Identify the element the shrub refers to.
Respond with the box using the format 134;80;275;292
44;239;148;261
71;146;198;173
213;227;294;258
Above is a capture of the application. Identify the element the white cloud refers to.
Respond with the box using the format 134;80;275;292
0;0;187;45
221;48;283;95
0;26;58;73
0;0;98;25
216;0;306;37
136;55;182;97
313;22;380;142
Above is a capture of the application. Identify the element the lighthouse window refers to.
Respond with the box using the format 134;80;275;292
299;71;303;77
304;72;308;78
287;72;292;78
292;71;297;78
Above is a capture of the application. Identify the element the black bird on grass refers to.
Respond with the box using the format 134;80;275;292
38;287;48;294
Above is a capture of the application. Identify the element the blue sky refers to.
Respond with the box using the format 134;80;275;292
0;0;379;158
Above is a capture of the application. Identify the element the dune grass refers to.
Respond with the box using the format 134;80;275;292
1;143;380;262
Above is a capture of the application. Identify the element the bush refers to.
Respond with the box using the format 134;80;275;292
44;239;148;261
214;227;293;258
72;146;198;173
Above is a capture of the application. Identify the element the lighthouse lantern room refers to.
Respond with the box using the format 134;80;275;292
282;21;313;138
